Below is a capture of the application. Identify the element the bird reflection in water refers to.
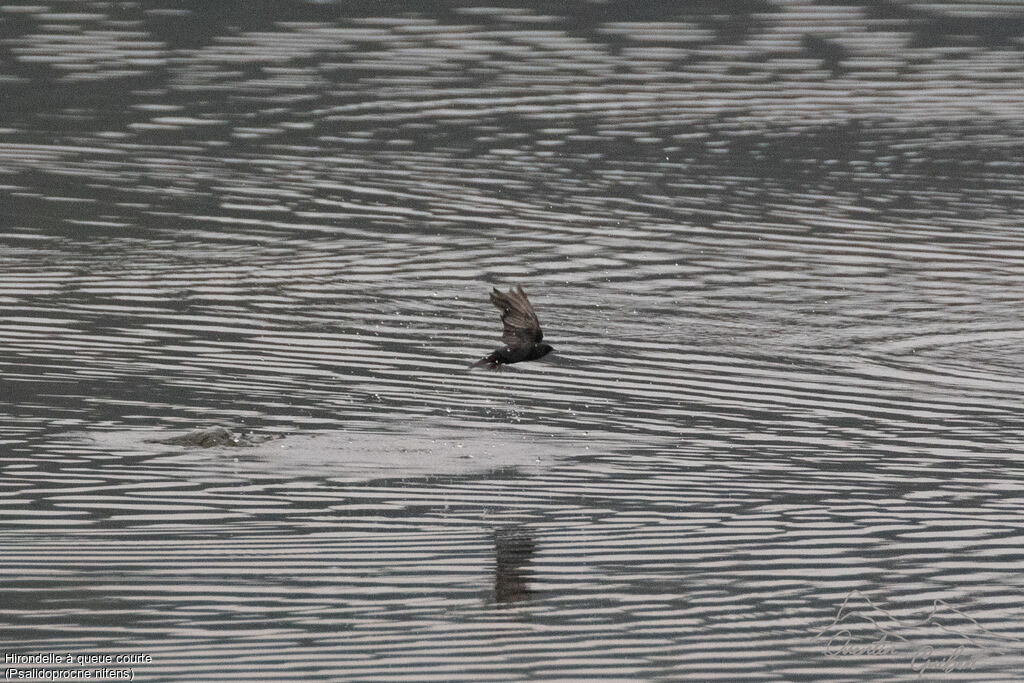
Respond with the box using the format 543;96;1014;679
493;525;537;604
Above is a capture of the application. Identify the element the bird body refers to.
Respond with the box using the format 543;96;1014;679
472;286;553;370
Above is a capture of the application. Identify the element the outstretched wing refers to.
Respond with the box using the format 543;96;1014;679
490;285;543;347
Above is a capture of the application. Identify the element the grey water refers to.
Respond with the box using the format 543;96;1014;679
3;1;1024;680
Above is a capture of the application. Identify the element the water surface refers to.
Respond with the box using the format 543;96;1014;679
3;1;1024;680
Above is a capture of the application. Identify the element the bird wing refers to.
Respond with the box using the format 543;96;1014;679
490;285;543;346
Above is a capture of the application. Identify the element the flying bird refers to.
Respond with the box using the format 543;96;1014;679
472;285;554;370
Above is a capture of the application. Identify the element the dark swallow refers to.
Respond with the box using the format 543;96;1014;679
471;285;554;370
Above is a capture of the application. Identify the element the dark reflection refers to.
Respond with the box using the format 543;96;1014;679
493;525;536;604
801;34;846;77
867;1;1024;48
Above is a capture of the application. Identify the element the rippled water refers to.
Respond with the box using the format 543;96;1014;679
3;1;1024;680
